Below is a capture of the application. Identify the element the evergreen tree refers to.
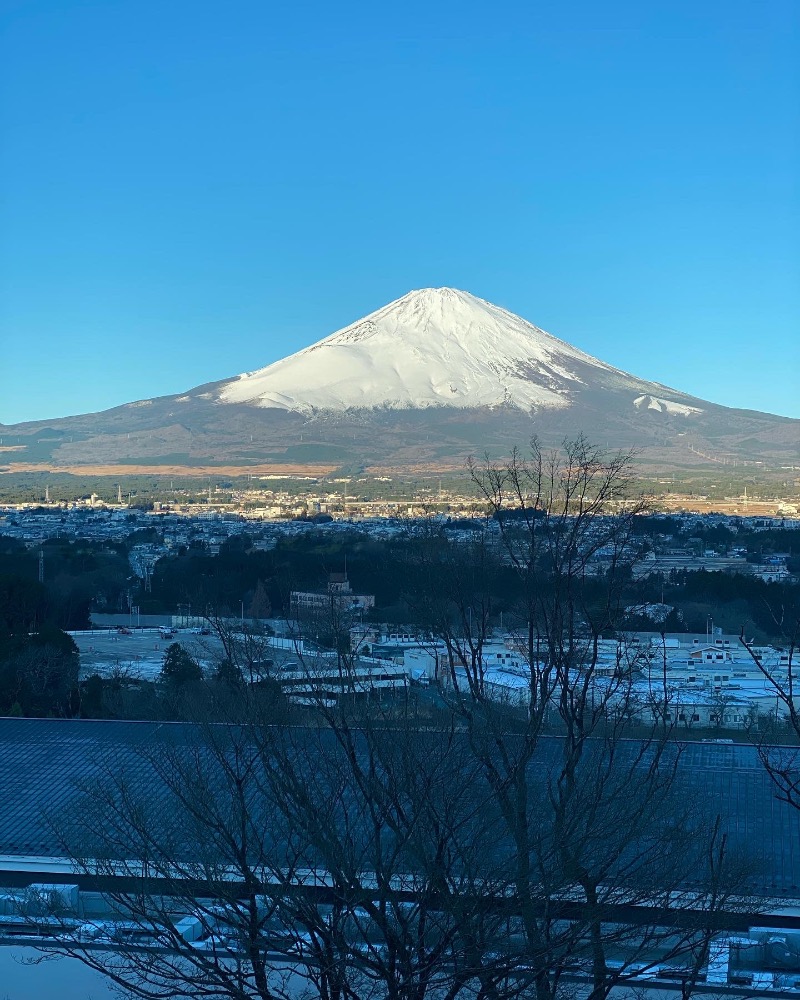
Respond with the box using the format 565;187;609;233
248;579;271;620
159;643;202;686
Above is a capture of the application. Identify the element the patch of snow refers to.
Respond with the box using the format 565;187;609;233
218;288;643;414
633;394;703;416
625;602;674;624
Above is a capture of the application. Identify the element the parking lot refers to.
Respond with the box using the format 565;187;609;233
72;630;227;680
72;629;310;680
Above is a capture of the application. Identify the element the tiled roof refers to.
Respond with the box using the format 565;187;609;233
0;719;798;896
0;719;190;856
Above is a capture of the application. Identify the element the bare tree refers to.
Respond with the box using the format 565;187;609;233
740;591;800;806
42;438;753;1000
45;688;520;1000
405;438;749;1000
201;613;279;687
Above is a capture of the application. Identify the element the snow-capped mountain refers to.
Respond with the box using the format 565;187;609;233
2;288;797;477
216;287;687;414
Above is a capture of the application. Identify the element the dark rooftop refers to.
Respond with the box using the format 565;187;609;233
0;719;798;897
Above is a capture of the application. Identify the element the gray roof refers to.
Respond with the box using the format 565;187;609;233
0;719;799;897
0;718;185;857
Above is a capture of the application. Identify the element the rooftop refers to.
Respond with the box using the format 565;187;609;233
0;718;799;896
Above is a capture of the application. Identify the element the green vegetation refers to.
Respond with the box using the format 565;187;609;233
159;642;203;686
0;461;797;506
0;626;79;717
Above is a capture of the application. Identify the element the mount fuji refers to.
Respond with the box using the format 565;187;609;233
218;287;644;414
2;288;797;477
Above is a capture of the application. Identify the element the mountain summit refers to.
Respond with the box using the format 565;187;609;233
217;287;675;414
2;288;797;477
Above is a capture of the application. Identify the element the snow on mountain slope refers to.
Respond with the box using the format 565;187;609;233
217;288;690;414
634;394;703;416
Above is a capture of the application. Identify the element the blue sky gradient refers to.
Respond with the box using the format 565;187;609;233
1;0;798;422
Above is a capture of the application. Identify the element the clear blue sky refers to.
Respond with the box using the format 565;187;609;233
1;0;798;423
